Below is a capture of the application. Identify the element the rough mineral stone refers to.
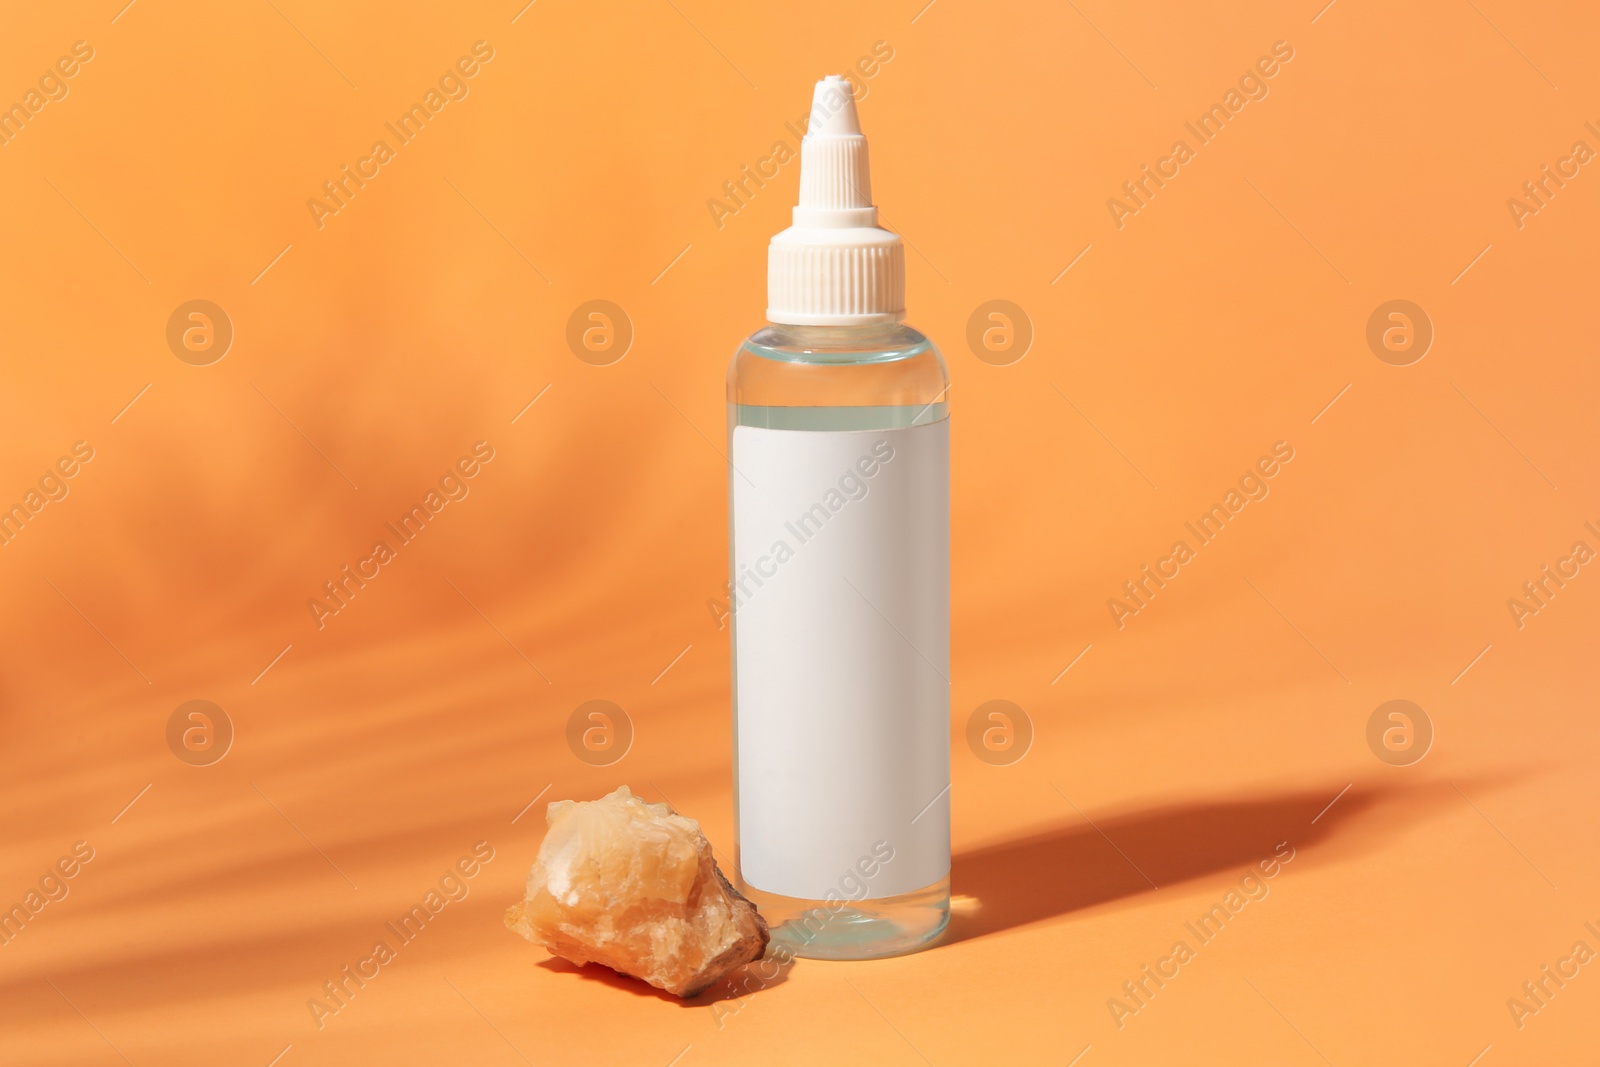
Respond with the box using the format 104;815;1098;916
505;786;769;998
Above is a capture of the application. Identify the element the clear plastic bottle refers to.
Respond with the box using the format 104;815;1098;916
727;320;950;959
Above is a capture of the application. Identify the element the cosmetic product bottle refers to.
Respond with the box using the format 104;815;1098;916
727;75;950;959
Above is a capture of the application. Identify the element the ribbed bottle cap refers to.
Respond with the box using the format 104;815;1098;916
767;76;906;326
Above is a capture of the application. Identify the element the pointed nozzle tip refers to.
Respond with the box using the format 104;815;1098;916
808;75;862;138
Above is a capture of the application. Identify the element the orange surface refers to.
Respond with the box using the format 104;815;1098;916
2;1;1598;1064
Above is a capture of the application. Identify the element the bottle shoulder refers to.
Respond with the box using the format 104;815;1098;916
736;321;942;366
727;321;948;410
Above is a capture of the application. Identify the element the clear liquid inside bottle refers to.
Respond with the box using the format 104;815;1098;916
728;320;950;960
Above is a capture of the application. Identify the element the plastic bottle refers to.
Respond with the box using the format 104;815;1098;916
727;75;950;959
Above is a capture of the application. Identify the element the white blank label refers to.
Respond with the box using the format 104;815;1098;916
731;420;950;901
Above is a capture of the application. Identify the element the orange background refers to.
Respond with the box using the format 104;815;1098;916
2;0;1598;1063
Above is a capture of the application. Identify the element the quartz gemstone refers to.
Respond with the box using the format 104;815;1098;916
505;786;769;997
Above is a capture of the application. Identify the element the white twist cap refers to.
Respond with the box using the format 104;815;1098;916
767;76;905;326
